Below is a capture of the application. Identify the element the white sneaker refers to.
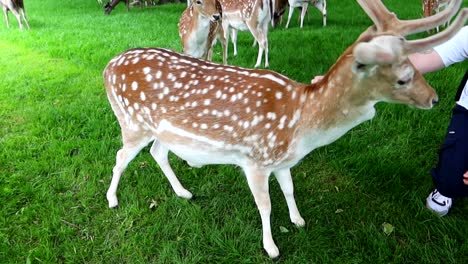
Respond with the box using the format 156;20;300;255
426;189;452;217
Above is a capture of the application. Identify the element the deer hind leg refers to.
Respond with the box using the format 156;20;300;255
9;8;23;29
244;166;279;258
299;3;308;28
285;5;294;28
321;0;327;26
312;0;326;27
230;28;238;56
106;132;153;208
274;169;305;227
2;7;9;28
149;141;193;199
249;23;269;68
19;8;29;29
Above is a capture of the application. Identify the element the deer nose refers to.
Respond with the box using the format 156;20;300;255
213;14;220;21
432;98;439;106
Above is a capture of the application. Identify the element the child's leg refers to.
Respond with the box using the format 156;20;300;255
431;105;468;198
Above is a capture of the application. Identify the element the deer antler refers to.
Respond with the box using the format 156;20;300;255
357;0;468;53
405;8;468;52
357;0;461;35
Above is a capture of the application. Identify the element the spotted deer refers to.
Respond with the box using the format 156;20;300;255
218;0;271;68
422;0;451;32
272;0;288;27
285;0;327;28
1;0;29;29
103;0;468;258
179;0;227;64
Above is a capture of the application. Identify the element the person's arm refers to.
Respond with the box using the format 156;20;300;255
408;49;445;74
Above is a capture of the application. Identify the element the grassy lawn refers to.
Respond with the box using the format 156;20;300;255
1;0;468;263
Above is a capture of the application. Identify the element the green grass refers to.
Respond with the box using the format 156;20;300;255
1;0;468;263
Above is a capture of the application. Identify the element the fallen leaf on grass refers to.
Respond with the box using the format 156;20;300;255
279;226;289;233
382;222;395;235
149;199;158;209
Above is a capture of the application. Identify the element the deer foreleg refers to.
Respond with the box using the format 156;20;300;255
217;28;228;64
244;166;279;258
2;7;9;28
274;169;305;226
150;141;193;199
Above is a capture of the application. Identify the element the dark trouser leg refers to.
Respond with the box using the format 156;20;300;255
431;105;468;198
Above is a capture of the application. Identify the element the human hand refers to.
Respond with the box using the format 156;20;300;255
311;75;324;84
464;171;468;185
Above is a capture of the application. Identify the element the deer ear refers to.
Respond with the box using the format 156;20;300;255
353;36;404;65
353;42;396;65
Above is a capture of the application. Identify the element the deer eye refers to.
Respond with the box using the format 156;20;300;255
196;0;202;4
356;63;366;70
396;78;410;86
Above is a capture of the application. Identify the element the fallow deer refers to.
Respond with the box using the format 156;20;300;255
179;0;227;64
285;0;327;29
103;0;468;258
423;0;451;32
104;0;129;15
218;0;271;68
1;0;29;29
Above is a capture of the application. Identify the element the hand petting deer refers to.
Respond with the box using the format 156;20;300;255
179;0;227;64
103;0;468;258
1;0;30;29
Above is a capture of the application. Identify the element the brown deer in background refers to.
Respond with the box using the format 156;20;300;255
179;0;227;64
1;0;29;29
103;0;468;258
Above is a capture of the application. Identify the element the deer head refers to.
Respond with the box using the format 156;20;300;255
315;0;467;113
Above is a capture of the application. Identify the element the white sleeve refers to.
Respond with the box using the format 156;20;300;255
433;26;468;67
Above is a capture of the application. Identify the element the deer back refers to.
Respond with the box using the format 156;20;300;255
104;48;306;166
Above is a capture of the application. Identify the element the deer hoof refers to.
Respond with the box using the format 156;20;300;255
107;193;119;208
176;189;193;199
264;244;280;259
292;216;305;227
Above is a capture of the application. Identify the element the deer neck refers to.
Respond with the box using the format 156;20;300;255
293;54;377;158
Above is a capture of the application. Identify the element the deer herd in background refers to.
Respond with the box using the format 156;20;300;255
0;0;455;67
178;0;327;67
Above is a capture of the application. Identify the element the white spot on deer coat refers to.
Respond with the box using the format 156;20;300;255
132;81;138;90
156;71;162;79
275;92;282;100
